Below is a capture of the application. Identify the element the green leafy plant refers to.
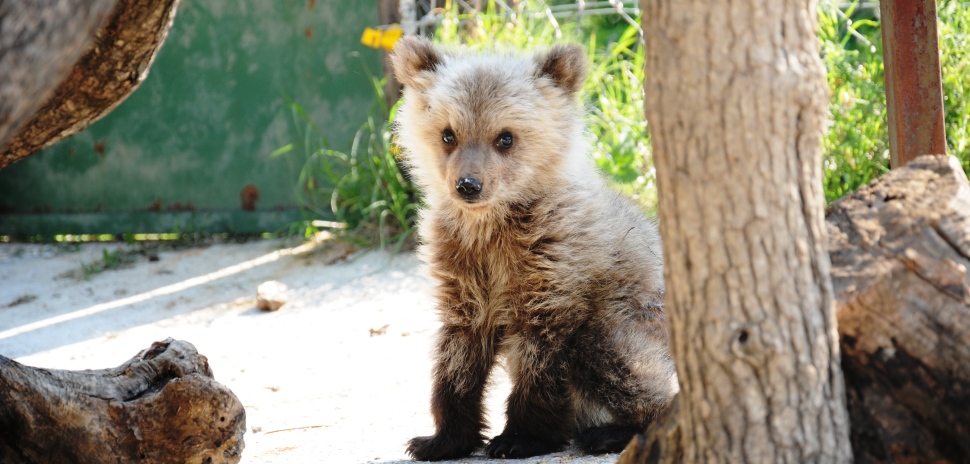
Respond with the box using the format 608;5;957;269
817;0;970;202
818;0;889;202
280;0;970;250
73;247;140;279
275;78;417;251
938;0;970;172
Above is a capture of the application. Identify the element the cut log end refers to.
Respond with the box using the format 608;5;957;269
828;154;970;463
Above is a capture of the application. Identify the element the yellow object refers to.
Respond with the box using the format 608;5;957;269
361;26;404;50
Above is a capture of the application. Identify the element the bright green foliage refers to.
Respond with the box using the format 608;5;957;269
819;0;970;202
281;0;970;248
276;80;417;251
818;1;889;202
939;0;970;172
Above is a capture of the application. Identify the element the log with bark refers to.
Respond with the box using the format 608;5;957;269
0;338;245;463
0;0;180;169
0;0;115;153
827;154;970;463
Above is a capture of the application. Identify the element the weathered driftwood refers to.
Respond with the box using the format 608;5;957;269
0;338;245;463
828;154;970;463
0;0;180;169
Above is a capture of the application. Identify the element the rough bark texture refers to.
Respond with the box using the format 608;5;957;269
0;0;117;152
0;338;246;463
828;154;970;463
0;0;180;169
635;0;853;462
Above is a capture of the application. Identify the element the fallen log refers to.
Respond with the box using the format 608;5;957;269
0;338;245;463
827;154;970;463
0;0;180;168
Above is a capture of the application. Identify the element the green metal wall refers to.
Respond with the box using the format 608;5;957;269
0;0;383;236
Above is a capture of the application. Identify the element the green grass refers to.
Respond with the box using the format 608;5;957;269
819;0;970;201
939;0;970;166
279;0;970;247
818;1;890;202
274;79;417;251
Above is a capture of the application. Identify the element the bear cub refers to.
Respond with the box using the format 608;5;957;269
391;36;678;461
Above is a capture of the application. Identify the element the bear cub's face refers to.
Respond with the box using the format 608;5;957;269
391;37;588;212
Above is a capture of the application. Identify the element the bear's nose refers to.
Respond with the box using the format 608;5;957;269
456;177;482;198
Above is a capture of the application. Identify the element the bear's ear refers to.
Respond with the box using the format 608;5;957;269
534;44;588;96
391;36;443;91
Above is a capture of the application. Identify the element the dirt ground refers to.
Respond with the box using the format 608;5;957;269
0;238;623;464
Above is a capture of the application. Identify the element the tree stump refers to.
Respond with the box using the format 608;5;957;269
0;0;180;168
827;154;970;463
0;338;246;463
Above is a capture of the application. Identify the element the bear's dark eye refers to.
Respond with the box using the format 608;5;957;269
496;131;514;150
442;129;456;146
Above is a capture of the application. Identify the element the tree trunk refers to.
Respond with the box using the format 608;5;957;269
0;0;116;152
828;154;970;463
0;338;246;463
0;0;180;169
635;0;853;461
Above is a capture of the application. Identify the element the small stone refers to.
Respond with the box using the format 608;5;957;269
256;280;288;311
369;324;389;337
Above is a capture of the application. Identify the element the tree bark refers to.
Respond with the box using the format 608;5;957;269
0;0;180;169
0;338;246;463
0;0;116;152
635;0;853;462
828;154;970;463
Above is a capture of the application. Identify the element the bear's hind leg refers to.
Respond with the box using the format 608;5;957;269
575;425;643;454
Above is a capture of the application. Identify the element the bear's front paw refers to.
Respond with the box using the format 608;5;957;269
406;434;480;461
484;432;565;459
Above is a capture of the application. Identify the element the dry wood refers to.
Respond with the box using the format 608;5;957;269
635;0;852;461
0;338;245;463
0;0;180;169
827;154;970;463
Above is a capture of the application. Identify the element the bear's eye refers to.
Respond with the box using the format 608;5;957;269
496;131;514;150
442;129;457;146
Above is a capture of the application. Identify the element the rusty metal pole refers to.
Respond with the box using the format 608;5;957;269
879;0;948;168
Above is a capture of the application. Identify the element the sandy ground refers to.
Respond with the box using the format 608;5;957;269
0;238;622;464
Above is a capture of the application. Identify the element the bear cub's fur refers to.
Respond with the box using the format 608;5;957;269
391;36;677;461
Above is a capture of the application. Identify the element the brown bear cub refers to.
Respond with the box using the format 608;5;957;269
391;36;677;461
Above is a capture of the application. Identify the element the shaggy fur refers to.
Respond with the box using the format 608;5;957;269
391;36;678;461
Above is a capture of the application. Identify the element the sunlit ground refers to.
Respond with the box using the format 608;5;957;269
0;238;617;463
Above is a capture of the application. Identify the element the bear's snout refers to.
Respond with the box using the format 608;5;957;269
455;177;483;200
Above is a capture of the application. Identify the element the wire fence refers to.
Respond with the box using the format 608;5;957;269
391;1;894;48
396;0;644;43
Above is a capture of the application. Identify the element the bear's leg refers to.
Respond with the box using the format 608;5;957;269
567;327;670;454
407;324;496;461
485;344;573;459
575;425;643;454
